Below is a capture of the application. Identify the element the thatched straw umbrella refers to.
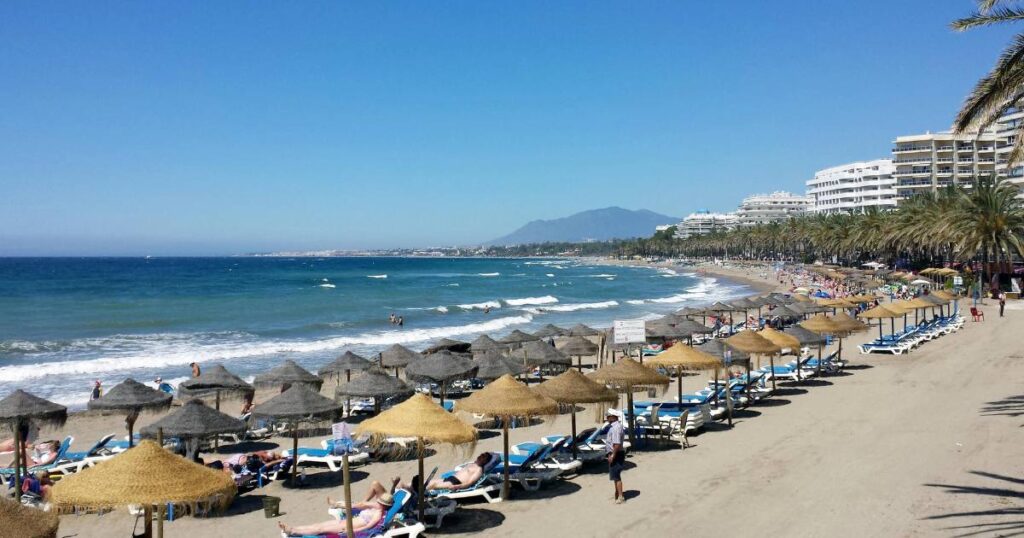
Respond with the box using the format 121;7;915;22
0;390;67;502
768;304;801;320
675;306;705;318
723;331;782;393
355;394;476;522
799;314;844;376
50;440;235;538
473;351;528;381
88;379;172;449
498;330;538;348
784;325;827;347
857;305;902;339
589;359;670;449
645;318;693;342
509;340;571;380
335;367;414;415
756;327;801;391
455;375;558;500
830;312;868;364
404;351;478;405
139;399;246;460
252;385;341;486
568;324;600;337
254;360;323;392
470;334;502;355
534;369;617;459
557;335;599;371
644;344;721;404
423;338;470;354
380;344;420;377
177;364;254;411
318;351;373;383
533;324;567;339
0;495;59;538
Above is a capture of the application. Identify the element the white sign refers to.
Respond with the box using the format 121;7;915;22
613;319;646;344
953;276;963;286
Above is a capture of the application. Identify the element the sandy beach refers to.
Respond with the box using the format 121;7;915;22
39;264;1023;538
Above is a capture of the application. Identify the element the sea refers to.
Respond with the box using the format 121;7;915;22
0;257;750;409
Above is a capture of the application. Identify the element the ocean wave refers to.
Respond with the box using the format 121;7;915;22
446;283;459;287
319;283;336;288
435;306;449;314
546;273;555;277
626;299;646;305
0;315;534;383
367;274;388;279
456;301;502;311
504;295;558;306
585;274;616;278
523;300;619;313
649;292;706;304
477;272;500;277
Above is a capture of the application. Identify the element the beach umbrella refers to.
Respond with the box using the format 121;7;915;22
768;304;801;320
919;294;950;318
253;385;341;486
644;344;722;405
675;306;705;318
723;331;782;392
675;319;714;336
557;335;600;371
568;324;600;337
696;340;748;425
830;312;869;364
473;351;528;381
380;344;421;376
335;367;415;416
404;351;478;405
318;351;373;384
50;440;235;538
497;330;539;348
88;379;172;449
759;327;801;354
533;324;568;339
254;360;323;392
0;390;67;503
455;375;558;500
784;325;827;347
645;318;693;341
799;315;844;377
0;495;59;538
177;364;254;411
857;305;902;339
355;394;476;522
589;359;670;449
509;340;571;380
470;334;502;354
423;338;471;354
139;399;246;460
534;369;618;459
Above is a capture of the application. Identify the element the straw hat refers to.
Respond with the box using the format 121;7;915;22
455;375;558;417
0;496;59;538
355;393;476;445
589;358;671;390
534;369;618;404
757;327;802;351
799;314;845;334
643;344;721;371
49;440;236;512
722;330;783;355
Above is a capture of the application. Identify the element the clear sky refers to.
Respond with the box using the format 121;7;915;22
0;1;1015;255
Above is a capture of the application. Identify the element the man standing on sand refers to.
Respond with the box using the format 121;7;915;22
999;292;1006;317
605;409;626;504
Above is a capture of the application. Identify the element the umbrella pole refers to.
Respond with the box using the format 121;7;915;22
157;427;165;538
626;390;637;452
570;406;578;461
214;390;221;452
127;411;139;448
677;367;683;404
13;421;22;503
725;379;733;427
291;425;299;487
343;452;354;538
769;355;776;391
144;506;154;538
417;438;426;522
501;420;511;501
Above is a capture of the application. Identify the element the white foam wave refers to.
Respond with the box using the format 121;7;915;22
319;283;336;288
585;274;617;278
523;300;619;313
0;315;534;383
546;274;555;277
477;272;500;277
435;306;449;313
626;299;646;305
650;292;706;304
446;283;460;287
504;295;558;306
456;301;502;311
367;274;388;279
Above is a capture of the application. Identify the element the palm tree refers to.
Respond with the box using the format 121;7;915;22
949;178;1024;290
951;1;1024;164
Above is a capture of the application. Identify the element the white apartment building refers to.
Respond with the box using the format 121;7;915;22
891;130;997;200
806;159;897;213
995;110;1024;186
734;191;812;226
674;211;738;239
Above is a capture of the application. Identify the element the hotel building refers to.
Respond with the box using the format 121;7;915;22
891;130;997;200
806;159;897;213
734;191;812;226
674;211;739;239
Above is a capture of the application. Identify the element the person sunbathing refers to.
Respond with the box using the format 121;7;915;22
278;493;392;536
327;477;400;514
420;453;491;491
4;440;59;468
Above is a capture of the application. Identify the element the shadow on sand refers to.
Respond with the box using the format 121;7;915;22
980;394;1024;419
429;508;506;534
924;470;1024;537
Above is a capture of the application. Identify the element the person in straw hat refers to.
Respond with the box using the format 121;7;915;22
605;408;627;504
279;492;394;536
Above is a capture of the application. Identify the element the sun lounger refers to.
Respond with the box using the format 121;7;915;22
283;446;370;472
288;487;425;538
52;433;116;473
506;438;583;474
428;453;503;503
490;448;561;492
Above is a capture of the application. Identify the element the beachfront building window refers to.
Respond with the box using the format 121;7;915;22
891;130;997;201
673;211;739;239
995;109;1024;188
805;159;897;214
734;191;812;226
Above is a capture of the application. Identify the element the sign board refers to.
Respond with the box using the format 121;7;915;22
953;276;963;286
613;319;646;344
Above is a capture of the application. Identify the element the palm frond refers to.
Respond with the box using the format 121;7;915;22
952;7;1024;31
953;33;1024;133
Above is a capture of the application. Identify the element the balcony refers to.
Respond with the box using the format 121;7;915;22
893;145;932;153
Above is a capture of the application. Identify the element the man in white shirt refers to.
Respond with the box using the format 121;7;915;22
605;409;626;504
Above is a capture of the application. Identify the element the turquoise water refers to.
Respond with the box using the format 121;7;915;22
0;257;747;408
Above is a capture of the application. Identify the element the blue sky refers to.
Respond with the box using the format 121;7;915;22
0;1;1015;255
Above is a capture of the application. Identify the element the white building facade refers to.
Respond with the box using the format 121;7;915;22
674;211;738;239
891;131;997;200
806;159;897;213
734;191;812;226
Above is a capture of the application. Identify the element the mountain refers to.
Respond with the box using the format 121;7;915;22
487;207;678;246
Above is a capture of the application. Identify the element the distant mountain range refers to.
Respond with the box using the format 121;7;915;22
487;207;678;246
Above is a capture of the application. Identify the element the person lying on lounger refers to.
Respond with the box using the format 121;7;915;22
278;493;392;536
421;453;491;491
3;440;59;468
327;477;400;515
